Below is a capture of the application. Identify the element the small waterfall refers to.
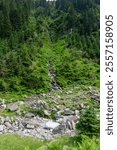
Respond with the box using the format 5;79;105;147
47;62;61;90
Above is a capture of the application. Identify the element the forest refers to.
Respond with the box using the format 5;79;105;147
0;0;100;93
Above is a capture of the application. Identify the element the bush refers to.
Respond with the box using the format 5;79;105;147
76;106;100;137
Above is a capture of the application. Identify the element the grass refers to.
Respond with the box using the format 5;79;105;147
0;134;46;150
0;134;99;150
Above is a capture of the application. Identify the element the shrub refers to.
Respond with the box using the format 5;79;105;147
76;106;100;137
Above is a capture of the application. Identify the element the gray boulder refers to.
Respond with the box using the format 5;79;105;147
7;102;19;111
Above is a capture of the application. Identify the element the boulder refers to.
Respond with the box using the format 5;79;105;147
25;113;35;118
0;125;4;132
7;102;19;111
44;121;60;130
52;124;65;134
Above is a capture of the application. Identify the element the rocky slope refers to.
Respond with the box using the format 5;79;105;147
0;86;99;140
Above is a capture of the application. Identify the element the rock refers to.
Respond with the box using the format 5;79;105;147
64;108;74;116
61;115;79;130
67;115;79;123
52;124;65;134
0;99;6;109
56;111;63;118
62;145;69;150
4;117;10;122
40;94;46;97
44;121;60;130
65;91;72;94
31;100;47;108
26;124;35;129
44;110;51;117
66;120;73;130
0;125;4;132
56;95;61;99
0;117;5;124
79;103;85;109
25;113;35;118
75;110;80;116
7;102;19;111
4;122;12;129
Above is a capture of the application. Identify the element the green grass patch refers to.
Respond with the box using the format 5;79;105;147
0;134;99;150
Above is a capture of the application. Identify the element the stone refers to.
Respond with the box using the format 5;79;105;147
61;115;79;130
7;102;19;111
56;111;63;118
44;110;51;117
52;124;65;134
66;115;79;123
40;94;46;97
33;100;47;107
79;103;85;109
0;125;4;132
56;95;61;99
64;109;74;116
44;121;60;130
26;124;35;129
4;122;12;129
0;99;6;109
65;91;72;94
25;113;35;118
75;110;80;116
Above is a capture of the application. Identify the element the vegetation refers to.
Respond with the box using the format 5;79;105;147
0;0;100;94
76;106;100;137
0;0;100;149
0;134;99;150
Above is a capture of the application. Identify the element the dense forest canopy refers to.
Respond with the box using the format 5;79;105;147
0;0;100;93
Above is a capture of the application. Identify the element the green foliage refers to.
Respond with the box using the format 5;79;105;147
0;0;100;94
76;106;100;137
0;134;99;150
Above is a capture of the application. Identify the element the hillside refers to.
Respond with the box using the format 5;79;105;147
0;0;100;149
0;0;99;94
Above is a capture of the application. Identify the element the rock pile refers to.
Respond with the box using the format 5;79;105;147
0;114;78;140
0;86;99;140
